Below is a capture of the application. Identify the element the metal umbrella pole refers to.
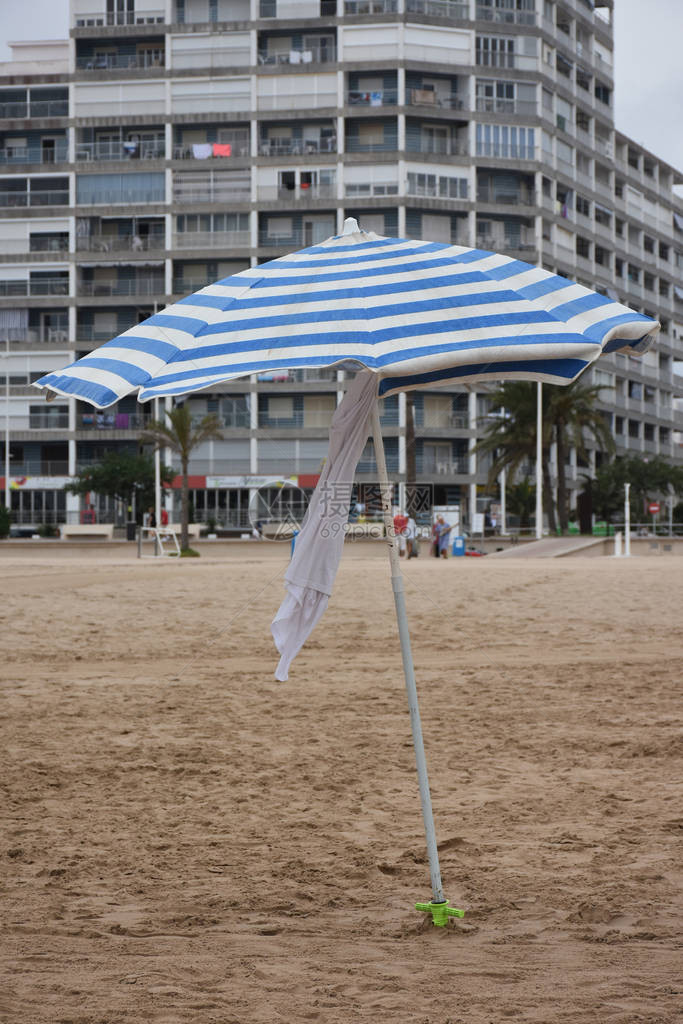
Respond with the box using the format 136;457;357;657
370;401;463;927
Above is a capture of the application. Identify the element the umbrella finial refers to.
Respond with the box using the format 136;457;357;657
342;217;361;235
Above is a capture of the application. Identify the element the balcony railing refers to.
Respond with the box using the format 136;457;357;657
346;182;399;196
258;137;337;156
1;328;68;344
407;90;465;109
475;142;535;160
76;233;166;252
421;456;469;475
477;235;536;252
76;141;165;161
173;139;250;159
406;182;468;201
172;278;211;294
77;188;165;205
258;184;337;201
28;413;69;429
406;139;468;157
475;4;536;25
172;185;251;203
476;187;536;205
0;100;68;119
172;230;251;250
406;0;469;17
4;461;70;476
0;144;68;165
0;190;69;207
75;9;164;25
475;97;537;117
171;47;251;69
79;412;151;429
347;89;398;106
257;45;337;65
258;412;335;429
78;278;165;297
75;53;165;71
259;229;335;248
345;0;398;12
0;279;68;297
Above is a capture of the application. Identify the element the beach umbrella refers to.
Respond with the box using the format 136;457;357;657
34;219;659;925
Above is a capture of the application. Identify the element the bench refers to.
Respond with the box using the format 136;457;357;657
60;523;114;540
162;523;202;539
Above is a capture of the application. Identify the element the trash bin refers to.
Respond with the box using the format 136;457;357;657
452;535;466;557
126;521;137;541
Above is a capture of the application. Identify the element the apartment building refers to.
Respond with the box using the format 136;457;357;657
1;0;682;530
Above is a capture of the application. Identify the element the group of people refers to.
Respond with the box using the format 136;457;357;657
392;512;454;559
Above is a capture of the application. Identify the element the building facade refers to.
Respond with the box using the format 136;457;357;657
1;0;682;530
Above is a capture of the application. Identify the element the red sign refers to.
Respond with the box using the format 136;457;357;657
648;502;660;514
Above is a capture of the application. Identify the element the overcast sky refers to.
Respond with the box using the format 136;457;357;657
0;0;681;170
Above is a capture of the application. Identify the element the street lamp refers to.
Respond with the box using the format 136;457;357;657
3;336;9;511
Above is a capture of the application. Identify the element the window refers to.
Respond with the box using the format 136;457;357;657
628;419;640;439
407;172;467;199
595;81;611;105
576;194;590;216
576;236;591;259
475;124;535;159
476;36;515;68
594;204;612;226
628;381;642;400
595;246;610;267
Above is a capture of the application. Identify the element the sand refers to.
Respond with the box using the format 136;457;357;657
1;542;681;1023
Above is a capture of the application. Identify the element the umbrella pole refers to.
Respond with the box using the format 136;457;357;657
371;403;464;927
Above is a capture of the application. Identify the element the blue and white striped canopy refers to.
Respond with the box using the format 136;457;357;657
34;221;659;408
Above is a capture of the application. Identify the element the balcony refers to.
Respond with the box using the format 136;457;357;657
257;45;337;66
75;53;165;71
76;233;165;253
421;456;469;476
407;90;465;110
78;277;165;297
406;139;468;157
0;143;68;166
475;141;535;160
0;100;68;119
170;45;251;70
0;189;69;208
173;137;250;159
477;186;536;206
78;411;151;430
346;182;399;197
258;137;337;157
259;184;337;202
346;89;398;107
345;1;398;12
77;187;165;206
28;412;69;429
406;0;469;17
172;183;251;204
0;328;68;344
0;278;68;297
172;230;251;250
258;412;334;429
76;140;165;161
74;8;165;25
475;4;536;24
259;229;334;248
477;234;536;254
475;97;537;117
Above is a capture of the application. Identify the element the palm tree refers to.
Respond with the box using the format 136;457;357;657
474;381;558;534
476;379;616;535
141;404;224;551
546;381;614;533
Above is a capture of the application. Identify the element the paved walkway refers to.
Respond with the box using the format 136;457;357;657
491;535;605;558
